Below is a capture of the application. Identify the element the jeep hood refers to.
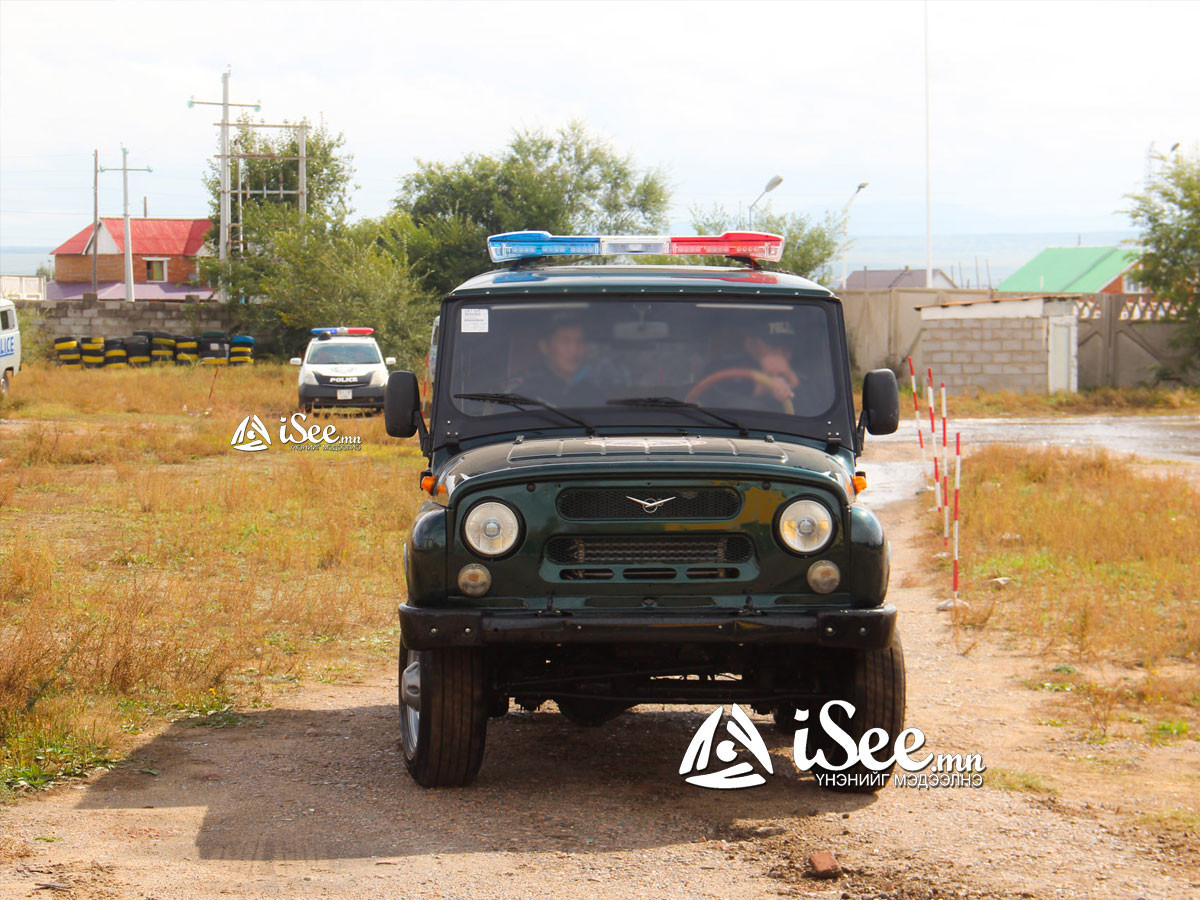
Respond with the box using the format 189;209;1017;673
435;435;856;501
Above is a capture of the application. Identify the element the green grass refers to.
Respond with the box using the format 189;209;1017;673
983;766;1057;794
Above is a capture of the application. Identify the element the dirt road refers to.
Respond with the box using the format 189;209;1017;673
3;427;1198;899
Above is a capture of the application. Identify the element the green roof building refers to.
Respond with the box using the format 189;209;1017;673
997;246;1141;294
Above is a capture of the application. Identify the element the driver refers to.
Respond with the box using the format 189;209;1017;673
506;314;606;405
701;319;801;410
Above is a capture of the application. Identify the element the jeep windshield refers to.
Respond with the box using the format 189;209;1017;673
433;297;853;447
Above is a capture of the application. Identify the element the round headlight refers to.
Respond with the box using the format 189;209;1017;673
777;499;835;554
463;501;521;558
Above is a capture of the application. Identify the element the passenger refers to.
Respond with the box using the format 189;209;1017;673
506;315;606;406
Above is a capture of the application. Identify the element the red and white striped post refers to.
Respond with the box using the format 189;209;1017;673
941;380;949;512
953;432;962;605
943;472;950;550
936;376;945;489
907;357;929;484
927;368;941;510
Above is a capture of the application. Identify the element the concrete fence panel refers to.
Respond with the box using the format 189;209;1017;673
14;298;235;353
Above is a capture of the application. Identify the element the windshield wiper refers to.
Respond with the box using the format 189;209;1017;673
454;392;595;435
607;397;748;436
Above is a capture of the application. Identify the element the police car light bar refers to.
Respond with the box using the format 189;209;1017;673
486;231;785;263
311;327;375;336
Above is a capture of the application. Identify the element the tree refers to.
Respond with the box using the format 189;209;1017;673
394;121;671;295
199;118;356;295
228;208;433;367
1126;147;1200;372
685;204;841;282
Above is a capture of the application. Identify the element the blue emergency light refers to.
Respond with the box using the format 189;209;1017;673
311;327;375;336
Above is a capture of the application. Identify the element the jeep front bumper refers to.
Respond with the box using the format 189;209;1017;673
398;603;896;651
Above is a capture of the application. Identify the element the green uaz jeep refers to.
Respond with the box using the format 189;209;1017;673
384;231;903;789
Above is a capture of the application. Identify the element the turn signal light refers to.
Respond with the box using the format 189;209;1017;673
853;474;868;493
421;475;435;493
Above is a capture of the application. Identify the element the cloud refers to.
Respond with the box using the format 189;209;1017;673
2;0;1197;248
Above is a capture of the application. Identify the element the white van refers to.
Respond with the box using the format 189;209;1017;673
0;298;21;396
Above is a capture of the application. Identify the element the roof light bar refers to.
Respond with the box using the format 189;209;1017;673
486;230;784;262
311;327;375;336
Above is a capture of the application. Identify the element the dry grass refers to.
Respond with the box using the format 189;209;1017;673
937;444;1200;738
1;364;426;792
899;382;1200;419
0;360;298;421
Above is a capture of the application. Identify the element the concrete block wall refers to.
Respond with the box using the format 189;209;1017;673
920;317;1049;394
14;298;234;348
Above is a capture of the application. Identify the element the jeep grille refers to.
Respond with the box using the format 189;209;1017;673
556;487;741;520
545;534;753;565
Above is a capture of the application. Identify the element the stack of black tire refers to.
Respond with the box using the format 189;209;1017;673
103;338;128;368
198;331;230;366
150;333;175;364
53;331;256;368
80;336;105;368
125;334;152;366
229;334;254;366
174;336;199;364
54;337;82;368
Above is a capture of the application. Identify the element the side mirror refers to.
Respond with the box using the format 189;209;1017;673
385;356;396;367
289;357;301;366
861;368;900;436
385;370;423;439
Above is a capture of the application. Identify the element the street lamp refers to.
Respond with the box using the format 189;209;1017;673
840;182;869;290
747;175;783;229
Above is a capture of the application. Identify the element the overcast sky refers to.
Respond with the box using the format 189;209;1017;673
2;0;1197;251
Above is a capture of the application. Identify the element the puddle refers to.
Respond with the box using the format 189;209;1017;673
858;414;1200;509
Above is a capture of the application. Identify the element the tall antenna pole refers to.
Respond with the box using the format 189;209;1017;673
189;69;259;302
219;70;231;297
924;0;933;289
99;147;151;303
91;149;99;294
122;148;133;302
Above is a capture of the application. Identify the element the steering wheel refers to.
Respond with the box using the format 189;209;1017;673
685;367;796;415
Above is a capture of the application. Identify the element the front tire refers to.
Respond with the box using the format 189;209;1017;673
399;648;488;787
781;636;905;793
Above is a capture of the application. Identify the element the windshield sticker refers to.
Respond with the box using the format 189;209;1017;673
462;309;489;333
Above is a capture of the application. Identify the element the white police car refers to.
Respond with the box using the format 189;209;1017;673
0;298;21;397
290;327;395;412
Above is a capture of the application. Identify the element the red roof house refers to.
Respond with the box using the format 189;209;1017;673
49;218;214;301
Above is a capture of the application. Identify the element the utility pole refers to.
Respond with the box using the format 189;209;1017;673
299;122;307;219
189;69;259;301
99;146;151;303
91;150;99;293
840;182;869;289
923;0;933;289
